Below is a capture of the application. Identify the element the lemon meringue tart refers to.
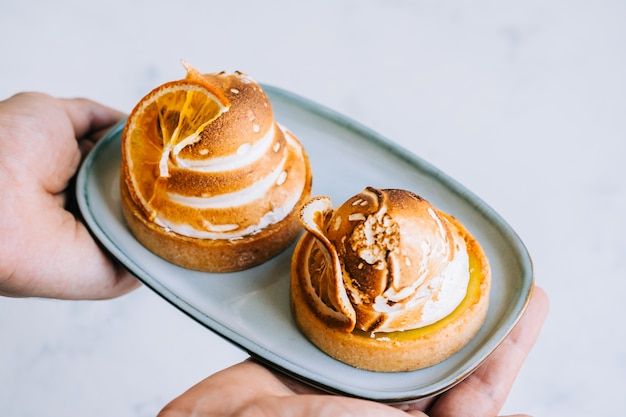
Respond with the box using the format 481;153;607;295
290;187;490;372
121;64;312;272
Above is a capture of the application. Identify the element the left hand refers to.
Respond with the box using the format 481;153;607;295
0;92;140;299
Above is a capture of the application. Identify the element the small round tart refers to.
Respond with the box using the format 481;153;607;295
120;64;312;272
290;188;491;372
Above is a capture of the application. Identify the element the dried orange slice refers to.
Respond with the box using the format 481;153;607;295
122;65;231;220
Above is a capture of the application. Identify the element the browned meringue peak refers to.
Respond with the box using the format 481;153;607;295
298;187;471;333
175;70;274;161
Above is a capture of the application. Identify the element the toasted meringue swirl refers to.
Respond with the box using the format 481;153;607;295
125;71;309;241
298;187;471;333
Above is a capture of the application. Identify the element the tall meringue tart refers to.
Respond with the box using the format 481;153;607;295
120;64;312;272
290;187;491;372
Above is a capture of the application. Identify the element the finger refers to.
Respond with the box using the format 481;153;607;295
0;93;123;193
427;286;549;417
158;360;413;417
62;98;125;161
158;360;293;417
59;97;125;141
245;361;418;417
256;394;413;417
393;400;432;415
499;415;532;417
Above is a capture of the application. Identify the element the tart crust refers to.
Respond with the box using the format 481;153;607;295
290;212;491;372
120;161;312;272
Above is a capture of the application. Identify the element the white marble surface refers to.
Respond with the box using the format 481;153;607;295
1;1;624;416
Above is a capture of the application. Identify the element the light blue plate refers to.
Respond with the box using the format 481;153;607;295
76;85;533;403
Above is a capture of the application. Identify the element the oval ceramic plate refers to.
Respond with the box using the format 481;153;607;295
76;85;533;403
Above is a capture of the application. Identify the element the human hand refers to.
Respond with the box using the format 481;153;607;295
0;92;140;299
158;286;549;417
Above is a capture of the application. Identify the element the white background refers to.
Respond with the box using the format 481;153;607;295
1;1;624;416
